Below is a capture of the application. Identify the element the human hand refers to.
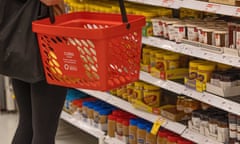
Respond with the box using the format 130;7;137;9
40;0;63;6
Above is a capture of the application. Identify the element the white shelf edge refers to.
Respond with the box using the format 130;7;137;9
60;111;105;139
126;0;240;18
140;71;240;116
142;36;240;68
78;88;186;135
125;0;182;9
181;0;240;17
182;129;224;144
104;136;126;144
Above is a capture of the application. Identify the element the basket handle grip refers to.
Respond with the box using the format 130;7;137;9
118;0;130;29
48;1;130;29
49;6;55;24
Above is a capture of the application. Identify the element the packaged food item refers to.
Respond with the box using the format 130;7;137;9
202;28;214;45
173;23;186;43
176;96;185;111
143;84;161;107
155;52;166;71
163;19;179;40
213;30;228;47
122;119;130;144
137;123;146;144
163;54;180;70
186;23;198;41
157;130;170;144
145;126;157;144
132;81;145;102
108;114;117;137
189;60;205;80
129;119;139;144
116;118;124;140
151;17;164;37
98;109;112;132
197;63;216;83
183;98;200;114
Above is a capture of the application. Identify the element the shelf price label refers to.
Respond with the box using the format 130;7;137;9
151;117;166;135
236;8;240;17
205;3;220;13
161;0;174;7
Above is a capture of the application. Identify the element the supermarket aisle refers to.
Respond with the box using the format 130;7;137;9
0;113;98;144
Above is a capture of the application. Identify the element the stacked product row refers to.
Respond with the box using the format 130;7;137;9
64;89;194;144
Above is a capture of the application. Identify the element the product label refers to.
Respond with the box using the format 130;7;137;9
230;123;237;130
217;127;229;143
168;25;176;40
152;22;163;36
175;27;185;42
192;117;201;128
137;138;145;144
187;27;198;41
230;130;237;138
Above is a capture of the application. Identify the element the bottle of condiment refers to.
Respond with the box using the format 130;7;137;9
145;126;157;144
129;119;138;144
137;123;146;144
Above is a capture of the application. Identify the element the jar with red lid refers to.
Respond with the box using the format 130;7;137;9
116;118;124;140
108;115;117;137
157;130;170;144
122;119;130;144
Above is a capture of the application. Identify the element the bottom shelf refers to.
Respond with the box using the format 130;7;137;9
60;111;125;144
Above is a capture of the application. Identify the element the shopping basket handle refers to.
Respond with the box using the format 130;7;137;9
118;0;130;29
49;6;55;24
48;1;130;29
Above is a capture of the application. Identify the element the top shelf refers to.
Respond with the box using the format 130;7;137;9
126;0;240;17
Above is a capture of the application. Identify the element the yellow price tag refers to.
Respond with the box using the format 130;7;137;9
151;117;165;135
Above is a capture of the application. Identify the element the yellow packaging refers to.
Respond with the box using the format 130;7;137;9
143;84;161;107
197;64;216;83
150;50;163;68
142;47;152;65
217;63;232;71
189;60;206;80
132;81;145;101
155;52;166;71
116;86;126;98
163;54;180;70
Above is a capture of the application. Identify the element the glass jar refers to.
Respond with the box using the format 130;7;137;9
176;96;185;111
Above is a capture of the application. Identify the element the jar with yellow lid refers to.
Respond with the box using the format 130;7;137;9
197;64;216;82
189;60;206;80
143;84;161;107
163;54;180;70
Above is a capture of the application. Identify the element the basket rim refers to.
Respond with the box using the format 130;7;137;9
32;12;146;39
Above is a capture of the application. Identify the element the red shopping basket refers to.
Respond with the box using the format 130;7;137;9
32;10;145;91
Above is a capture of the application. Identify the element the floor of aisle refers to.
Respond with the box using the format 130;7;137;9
0;112;98;144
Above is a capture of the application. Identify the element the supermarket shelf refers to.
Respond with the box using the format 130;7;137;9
181;0;240;18
125;0;182;9
104;136;125;144
126;0;240;18
142;36;240;68
60;111;105;140
182;129;223;144
78;88;186;135
140;71;240;116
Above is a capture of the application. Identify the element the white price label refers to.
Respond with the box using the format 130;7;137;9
205;4;220;13
161;0;174;7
